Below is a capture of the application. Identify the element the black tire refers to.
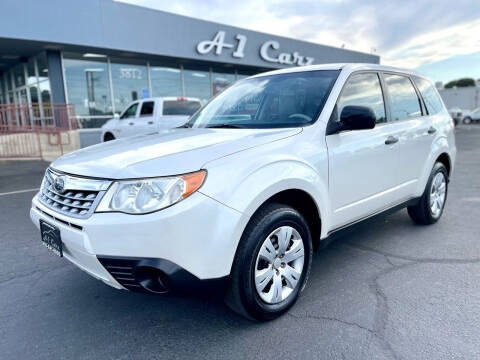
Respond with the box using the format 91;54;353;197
104;133;115;142
463;117;472;125
408;162;448;225
226;202;312;321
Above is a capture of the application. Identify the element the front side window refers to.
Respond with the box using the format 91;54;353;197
335;72;386;124
188;70;339;128
140;101;154;116
121;103;138;119
413;76;445;115
384;74;422;121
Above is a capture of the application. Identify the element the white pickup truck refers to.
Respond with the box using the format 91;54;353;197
101;97;202;141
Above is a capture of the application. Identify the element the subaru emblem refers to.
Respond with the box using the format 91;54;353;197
54;176;65;193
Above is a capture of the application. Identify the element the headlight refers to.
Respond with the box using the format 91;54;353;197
96;170;206;214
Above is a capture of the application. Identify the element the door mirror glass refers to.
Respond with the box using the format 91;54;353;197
340;105;376;131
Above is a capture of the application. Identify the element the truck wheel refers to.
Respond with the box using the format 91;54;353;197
104;133;115;142
408;162;448;225
226;202;312;321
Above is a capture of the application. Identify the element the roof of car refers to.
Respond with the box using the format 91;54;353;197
250;63;426;79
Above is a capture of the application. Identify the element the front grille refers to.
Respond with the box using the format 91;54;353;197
38;169;111;219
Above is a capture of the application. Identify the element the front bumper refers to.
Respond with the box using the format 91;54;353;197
30;191;244;291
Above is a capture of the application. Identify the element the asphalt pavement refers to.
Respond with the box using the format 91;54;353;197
1;125;479;359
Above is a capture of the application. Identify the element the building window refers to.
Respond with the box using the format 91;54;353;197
37;53;49;82
212;71;236;96
150;65;182;97
111;59;149;114
183;68;211;103
13;64;26;88
63;55;112;116
26;58;37;86
0;75;4;103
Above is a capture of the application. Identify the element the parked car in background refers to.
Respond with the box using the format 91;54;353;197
31;64;456;321
462;107;480;124
101;97;202;141
448;107;463;126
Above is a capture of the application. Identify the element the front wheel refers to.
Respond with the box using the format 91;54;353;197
463;117;472;125
226;203;312;321
408;162;448;225
104;133;115;142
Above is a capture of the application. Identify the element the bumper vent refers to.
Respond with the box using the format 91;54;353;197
97;257;144;292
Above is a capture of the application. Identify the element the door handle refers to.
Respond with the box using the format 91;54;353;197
148;121;154;125
385;136;399;145
128;122;134;126
427;126;437;134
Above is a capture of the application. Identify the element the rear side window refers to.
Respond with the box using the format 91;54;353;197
336;73;386;124
384;74;422;121
140;101;154;116
163;100;201;116
413;76;444;115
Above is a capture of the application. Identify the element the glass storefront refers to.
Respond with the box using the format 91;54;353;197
0;52;53;126
150;65;182;98
63;54;112;116
183;68;211;103
61;52;254;127
110;59;149;114
212;70;236;96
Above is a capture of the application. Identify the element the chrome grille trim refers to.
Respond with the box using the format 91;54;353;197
38;168;112;219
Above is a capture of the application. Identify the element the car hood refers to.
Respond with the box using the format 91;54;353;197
51;127;301;179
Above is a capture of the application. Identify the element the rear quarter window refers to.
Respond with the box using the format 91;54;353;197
413;76;445;115
163;100;201;116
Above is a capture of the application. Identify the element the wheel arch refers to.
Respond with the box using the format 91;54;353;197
436;152;451;177
251;188;322;250
103;132;115;141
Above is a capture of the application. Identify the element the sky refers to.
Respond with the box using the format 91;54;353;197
119;0;480;84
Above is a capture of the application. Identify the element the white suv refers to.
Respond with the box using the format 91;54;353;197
30;64;456;321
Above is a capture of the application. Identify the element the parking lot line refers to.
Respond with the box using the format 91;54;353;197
0;188;39;197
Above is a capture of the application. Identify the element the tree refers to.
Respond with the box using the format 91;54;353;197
445;78;476;88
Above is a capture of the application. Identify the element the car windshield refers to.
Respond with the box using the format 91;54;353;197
187;70;339;128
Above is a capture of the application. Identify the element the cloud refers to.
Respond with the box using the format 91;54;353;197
117;0;480;71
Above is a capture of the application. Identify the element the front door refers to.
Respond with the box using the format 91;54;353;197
326;72;402;229
116;102;139;138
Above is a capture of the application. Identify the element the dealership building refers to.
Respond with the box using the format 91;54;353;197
0;0;379;134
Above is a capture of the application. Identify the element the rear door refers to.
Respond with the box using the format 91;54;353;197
136;100;157;134
381;73;433;196
326;72;403;228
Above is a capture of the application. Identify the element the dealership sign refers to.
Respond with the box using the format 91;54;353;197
196;31;314;66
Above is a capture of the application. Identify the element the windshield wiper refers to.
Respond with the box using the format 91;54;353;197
177;123;191;128
206;124;245;129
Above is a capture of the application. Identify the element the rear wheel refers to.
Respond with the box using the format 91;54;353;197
226;203;312;321
408;162;448;225
463;117;472;125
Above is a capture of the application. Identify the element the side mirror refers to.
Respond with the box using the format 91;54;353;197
113;113;120;119
339;105;376;131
